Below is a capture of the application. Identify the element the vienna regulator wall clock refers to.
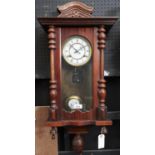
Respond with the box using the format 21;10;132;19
38;1;118;153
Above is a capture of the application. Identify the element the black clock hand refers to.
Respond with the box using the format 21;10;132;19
74;50;79;54
70;44;79;53
72;45;84;54
73;45;87;55
78;45;87;51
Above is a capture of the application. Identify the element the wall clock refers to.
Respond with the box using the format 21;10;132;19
38;1;118;154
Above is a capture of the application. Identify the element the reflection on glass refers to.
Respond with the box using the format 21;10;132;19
61;57;92;112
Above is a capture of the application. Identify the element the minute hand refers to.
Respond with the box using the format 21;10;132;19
78;45;87;51
70;44;79;53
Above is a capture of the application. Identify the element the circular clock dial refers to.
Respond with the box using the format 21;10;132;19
62;36;92;66
65;96;83;111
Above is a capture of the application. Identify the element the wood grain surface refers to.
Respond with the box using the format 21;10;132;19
35;106;58;155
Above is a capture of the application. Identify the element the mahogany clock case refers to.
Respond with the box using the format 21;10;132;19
35;0;120;154
51;26;101;121
61;27;94;114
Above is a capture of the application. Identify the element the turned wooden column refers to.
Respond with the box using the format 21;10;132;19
97;25;107;120
48;26;57;121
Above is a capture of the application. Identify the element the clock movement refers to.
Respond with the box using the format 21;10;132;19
38;1;118;153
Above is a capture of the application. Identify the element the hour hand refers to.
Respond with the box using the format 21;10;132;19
74;49;79;53
71;45;80;54
70;44;79;53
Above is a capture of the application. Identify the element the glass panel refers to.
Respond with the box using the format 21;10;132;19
61;55;92;112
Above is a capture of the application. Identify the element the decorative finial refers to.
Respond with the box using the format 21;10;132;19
57;1;94;18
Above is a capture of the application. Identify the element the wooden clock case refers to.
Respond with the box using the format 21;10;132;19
38;1;118;153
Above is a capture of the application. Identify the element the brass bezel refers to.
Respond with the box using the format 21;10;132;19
65;95;83;112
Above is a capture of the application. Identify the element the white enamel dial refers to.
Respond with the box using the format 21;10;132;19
62;36;92;66
65;96;83;111
68;98;83;110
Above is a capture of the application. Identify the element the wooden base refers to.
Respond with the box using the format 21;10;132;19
95;120;112;126
67;126;88;134
46;120;112;127
46;119;112;154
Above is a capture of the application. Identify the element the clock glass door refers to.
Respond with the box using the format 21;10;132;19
61;34;93;113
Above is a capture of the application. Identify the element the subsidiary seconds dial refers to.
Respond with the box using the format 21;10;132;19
62;36;92;66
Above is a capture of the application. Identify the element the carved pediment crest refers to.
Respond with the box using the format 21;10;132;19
57;1;94;18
